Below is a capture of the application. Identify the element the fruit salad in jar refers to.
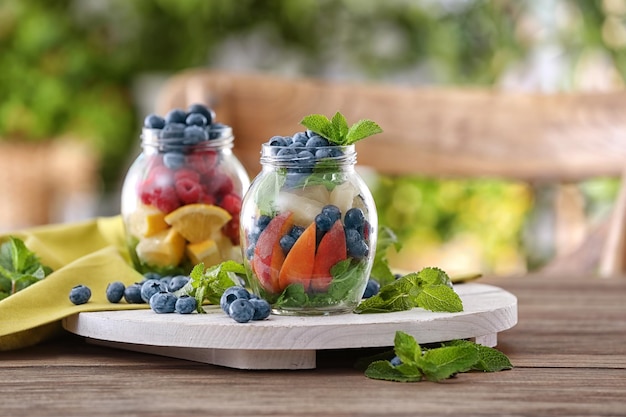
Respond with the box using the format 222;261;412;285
121;104;250;275
240;112;382;315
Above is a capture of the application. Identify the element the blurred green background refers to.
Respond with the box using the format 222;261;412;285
1;0;624;275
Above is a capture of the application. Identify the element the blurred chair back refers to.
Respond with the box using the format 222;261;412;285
156;69;626;277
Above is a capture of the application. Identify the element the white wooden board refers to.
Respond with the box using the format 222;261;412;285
62;283;517;370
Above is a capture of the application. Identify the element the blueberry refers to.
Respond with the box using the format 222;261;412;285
268;135;288;147
159;275;173;287
163;151;185;170
175;295;197;314
150;291;177;313
209;123;229;139
185;112;208;127
69;284;91;305
141;279;167;303
167;275;189;292
292;131;309;145
297;150;315;161
164;108;187;124
290;225;305;240
220;286;251;314
390;356;403;367
344;208;366;231
279;234;296;254
106;281;125;303
315;148;333;159
160;122;186;139
124;283;144;303
144;114;165;129
143;272;161;281
363;278;380;299
249;298;271;320
315;213;333;233
187;103;214;125
276;147;296;158
321;205;341;224
306;136;330;148
346;229;369;259
228;299;255;323
183;125;208;144
257;215;272;230
327;146;344;157
245;244;255;260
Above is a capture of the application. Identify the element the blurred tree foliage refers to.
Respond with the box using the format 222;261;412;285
1;0;623;272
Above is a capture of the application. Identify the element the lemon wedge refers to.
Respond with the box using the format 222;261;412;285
164;204;232;243
135;228;186;267
128;204;169;238
186;239;223;267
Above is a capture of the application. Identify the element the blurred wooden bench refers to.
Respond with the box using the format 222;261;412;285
156;69;626;277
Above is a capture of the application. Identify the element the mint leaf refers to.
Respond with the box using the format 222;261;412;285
370;226;401;286
0;236;53;298
415;284;463;313
363;332;511;383
254;170;285;216
300;114;334;141
183;261;244;312
417;266;453;287
445;341;513;372
330;112;349;142
274;283;308;308
327;259;366;301
300;111;382;145
365;360;422;382
353;273;421;314
394;330;421;365
418;345;479;381
345;119;383;145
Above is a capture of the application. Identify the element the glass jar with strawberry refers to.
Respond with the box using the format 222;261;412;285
239;112;382;315
121;104;250;276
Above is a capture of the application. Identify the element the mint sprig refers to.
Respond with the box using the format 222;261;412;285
300;111;383;145
181;261;246;312
354;267;462;314
364;331;513;382
370;226;401;286
0;236;53;301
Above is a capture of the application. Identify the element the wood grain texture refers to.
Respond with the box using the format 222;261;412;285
157;69;626;182
61;283;516;369
1;273;625;416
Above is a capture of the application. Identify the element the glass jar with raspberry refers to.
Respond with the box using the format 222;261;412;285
121;104;250;276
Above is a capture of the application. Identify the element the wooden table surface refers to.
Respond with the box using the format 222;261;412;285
1;272;625;417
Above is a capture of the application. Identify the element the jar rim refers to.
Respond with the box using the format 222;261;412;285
141;125;234;149
260;143;356;167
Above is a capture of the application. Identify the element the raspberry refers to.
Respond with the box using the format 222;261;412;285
220;193;242;216
153;185;181;213
188;150;218;175
174;168;201;183
175;177;202;204
197;192;216;205
203;170;234;197
223;218;240;245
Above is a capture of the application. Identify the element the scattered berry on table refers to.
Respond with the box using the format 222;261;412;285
168;275;190;292
219;286;251;314
69;285;91;305
149;291;177;314
228;299;256;323
175;295;197;314
362;278;380;299
141;279;167;303
143;272;161;281
124;283;144;304
249;298;271;320
106;281;126;303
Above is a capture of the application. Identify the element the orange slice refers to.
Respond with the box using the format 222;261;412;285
164;204;232;243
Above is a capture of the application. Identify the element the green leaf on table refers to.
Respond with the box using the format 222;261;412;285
364;331;511;383
0;236;53;298
445;340;513;372
415;284;463;313
183;261;245;312
417;266;453;287
365;360;422;382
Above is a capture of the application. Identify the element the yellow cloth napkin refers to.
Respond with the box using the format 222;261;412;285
0;216;149;351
